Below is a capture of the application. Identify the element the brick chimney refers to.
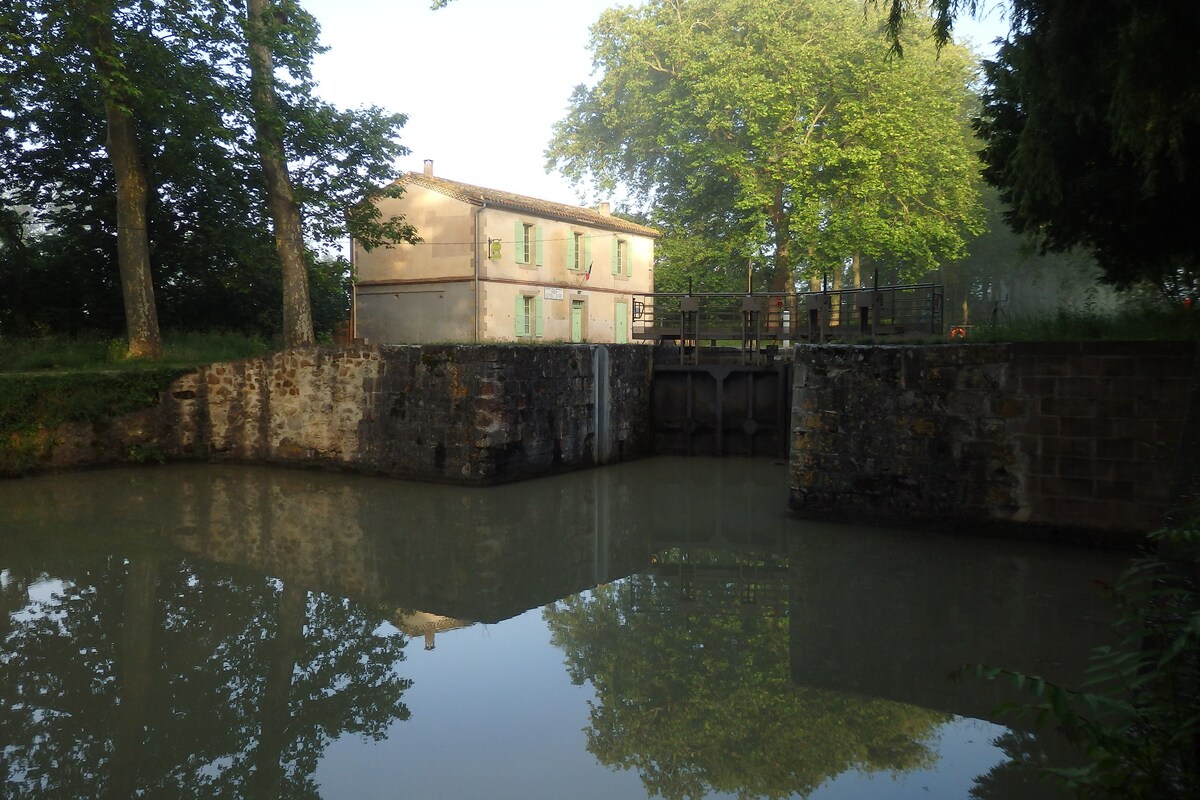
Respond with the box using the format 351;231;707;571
597;201;611;216
423;159;434;177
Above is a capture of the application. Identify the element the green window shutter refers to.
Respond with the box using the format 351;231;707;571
514;221;524;264
535;225;544;266
566;231;577;270
584;235;592;272
610;237;619;275
514;293;525;336
624;242;632;278
534;294;544;337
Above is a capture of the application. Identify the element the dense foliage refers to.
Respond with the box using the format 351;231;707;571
874;0;1200;298
975;2;1200;296
963;523;1200;799
0;0;416;343
547;0;984;293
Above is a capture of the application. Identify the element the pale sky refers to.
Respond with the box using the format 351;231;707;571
302;0;1010;210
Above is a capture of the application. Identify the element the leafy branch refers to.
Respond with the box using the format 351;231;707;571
958;524;1200;799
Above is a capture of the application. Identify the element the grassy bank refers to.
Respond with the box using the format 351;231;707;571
0;332;277;473
963;303;1200;343
0;330;276;374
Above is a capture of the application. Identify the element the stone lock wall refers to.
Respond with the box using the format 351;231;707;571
40;344;654;484
789;341;1200;542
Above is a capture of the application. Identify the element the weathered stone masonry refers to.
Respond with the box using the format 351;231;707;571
789;341;1200;542
41;344;653;485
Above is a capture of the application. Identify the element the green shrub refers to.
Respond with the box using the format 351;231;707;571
962;521;1200;799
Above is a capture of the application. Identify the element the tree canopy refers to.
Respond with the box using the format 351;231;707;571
547;0;985;292
0;0;416;341
873;0;1199;296
975;1;1200;294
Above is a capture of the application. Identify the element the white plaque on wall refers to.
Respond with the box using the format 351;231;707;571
544;287;564;301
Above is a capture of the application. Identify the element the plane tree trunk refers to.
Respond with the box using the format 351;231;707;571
78;0;162;358
244;0;314;347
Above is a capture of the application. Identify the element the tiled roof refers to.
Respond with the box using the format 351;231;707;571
397;172;660;238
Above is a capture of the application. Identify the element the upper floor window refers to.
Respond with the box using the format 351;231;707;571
515;222;544;266
611;238;630;278
570;232;584;271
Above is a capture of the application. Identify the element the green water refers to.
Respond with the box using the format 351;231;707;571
0;458;1125;799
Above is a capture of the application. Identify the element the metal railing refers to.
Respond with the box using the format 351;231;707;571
632;283;943;363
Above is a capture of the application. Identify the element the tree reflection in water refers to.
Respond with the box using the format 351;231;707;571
0;557;410;798
2;459;1124;799
544;568;950;800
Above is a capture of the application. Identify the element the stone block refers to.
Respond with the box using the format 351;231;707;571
1057;376;1111;398
1058;416;1112;439
1039;394;1097;418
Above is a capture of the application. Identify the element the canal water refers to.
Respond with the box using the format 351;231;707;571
1;457;1126;799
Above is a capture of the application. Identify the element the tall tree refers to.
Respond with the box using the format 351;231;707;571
243;0;314;347
1;0;417;340
547;0;983;293
5;0;166;355
876;1;1200;296
75;0;163;357
975;2;1200;294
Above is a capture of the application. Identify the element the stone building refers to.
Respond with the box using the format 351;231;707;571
352;161;658;344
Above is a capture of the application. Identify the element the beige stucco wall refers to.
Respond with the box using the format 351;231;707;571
354;184;475;283
356;282;474;344
353;181;654;345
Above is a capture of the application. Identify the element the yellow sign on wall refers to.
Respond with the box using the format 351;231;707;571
489;239;502;260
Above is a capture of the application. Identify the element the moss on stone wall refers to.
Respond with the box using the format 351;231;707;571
0;368;185;474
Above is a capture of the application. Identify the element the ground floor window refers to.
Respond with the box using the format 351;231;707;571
515;292;544;338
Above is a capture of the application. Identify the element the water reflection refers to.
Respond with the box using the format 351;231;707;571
546;584;947;799
0;459;1125;799
1;558;409;799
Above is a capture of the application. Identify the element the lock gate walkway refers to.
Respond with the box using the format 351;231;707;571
640;283;943;458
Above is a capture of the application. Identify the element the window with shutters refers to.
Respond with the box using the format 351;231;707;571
567;231;584;271
514;292;544;338
611;238;630;278
514;221;543;267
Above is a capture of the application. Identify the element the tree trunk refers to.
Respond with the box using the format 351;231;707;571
768;183;792;294
0;208;31;335
80;0;162;358
767;185;799;336
245;0;314;347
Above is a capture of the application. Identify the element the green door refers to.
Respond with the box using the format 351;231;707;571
571;300;584;342
615;301;628;344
